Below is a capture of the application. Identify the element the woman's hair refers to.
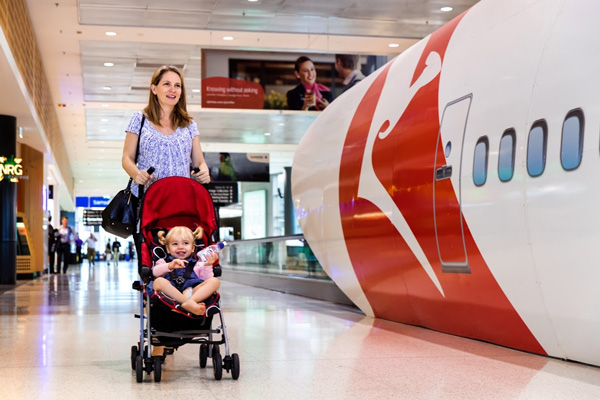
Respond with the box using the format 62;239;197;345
158;226;203;246
294;56;313;73
143;65;193;129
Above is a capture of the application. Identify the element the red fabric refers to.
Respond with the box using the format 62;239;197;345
139;177;218;270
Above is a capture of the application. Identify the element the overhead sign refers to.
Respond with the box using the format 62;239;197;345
205;182;238;207
90;197;110;207
83;209;103;226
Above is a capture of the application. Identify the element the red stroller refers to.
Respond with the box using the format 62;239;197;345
130;176;240;382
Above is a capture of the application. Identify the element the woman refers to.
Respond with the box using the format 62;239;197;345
122;65;210;197
56;217;76;274
286;56;332;111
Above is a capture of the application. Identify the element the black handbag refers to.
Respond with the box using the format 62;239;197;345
101;116;145;238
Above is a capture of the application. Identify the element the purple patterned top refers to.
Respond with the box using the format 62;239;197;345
126;111;199;197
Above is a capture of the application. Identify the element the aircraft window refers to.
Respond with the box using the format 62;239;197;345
473;137;489;186
561;109;584;171
445;141;452;158
527;120;547;177
498;129;516;182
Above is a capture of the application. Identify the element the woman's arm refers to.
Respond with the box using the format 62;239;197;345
191;136;210;183
122;132;153;185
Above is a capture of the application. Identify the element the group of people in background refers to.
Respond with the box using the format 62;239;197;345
47;215;133;272
286;54;366;111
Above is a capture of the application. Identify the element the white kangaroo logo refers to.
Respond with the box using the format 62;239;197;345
357;51;445;296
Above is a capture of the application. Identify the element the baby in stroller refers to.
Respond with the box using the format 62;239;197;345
149;226;220;316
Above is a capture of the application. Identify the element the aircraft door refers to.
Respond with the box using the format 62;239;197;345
433;95;471;273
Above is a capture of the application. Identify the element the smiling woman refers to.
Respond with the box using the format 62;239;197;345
121;65;211;199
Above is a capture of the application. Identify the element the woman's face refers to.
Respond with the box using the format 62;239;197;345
167;234;194;260
152;71;182;108
61;217;68;227
295;61;316;85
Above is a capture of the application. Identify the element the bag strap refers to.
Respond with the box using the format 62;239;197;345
126;115;146;191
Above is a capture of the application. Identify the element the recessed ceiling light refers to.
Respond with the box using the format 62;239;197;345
223;36;234;41
105;31;117;36
192;89;201;93
388;43;400;48
102;86;112;90
101;104;110;107
440;6;453;12
248;0;258;2
100;118;108;122
264;132;271;136
104;62;114;67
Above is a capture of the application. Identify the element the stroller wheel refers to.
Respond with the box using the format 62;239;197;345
130;345;138;370
135;356;143;383
199;344;208;368
213;351;222;380
231;353;240;380
153;356;162;382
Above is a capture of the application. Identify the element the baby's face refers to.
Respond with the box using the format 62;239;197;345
167;235;194;259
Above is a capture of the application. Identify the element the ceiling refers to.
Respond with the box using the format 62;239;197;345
6;0;479;206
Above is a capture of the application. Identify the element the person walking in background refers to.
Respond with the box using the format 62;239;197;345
75;234;83;264
334;54;365;94
112;239;121;266
286;56;332;111
47;215;57;274
56;216;77;274
105;239;112;265
85;232;97;266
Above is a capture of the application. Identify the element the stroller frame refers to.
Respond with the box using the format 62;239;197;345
129;177;240;382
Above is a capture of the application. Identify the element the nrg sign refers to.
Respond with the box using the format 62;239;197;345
0;155;25;182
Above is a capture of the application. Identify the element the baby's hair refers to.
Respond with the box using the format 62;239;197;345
157;226;204;246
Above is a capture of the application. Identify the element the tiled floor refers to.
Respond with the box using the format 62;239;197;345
1;261;600;399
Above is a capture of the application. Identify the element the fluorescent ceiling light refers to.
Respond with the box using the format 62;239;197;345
388;43;400;48
104;62;114;67
440;6;453;12
105;31;117;36
223;36;234;41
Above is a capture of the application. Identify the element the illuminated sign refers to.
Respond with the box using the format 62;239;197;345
0;155;25;182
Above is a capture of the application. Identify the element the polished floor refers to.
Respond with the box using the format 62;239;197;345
1;261;600;399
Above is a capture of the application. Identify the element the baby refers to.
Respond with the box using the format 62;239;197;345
152;226;220;316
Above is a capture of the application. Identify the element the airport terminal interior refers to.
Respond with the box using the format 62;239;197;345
2;0;600;398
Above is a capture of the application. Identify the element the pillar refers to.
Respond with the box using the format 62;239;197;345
0;115;17;284
284;166;294;235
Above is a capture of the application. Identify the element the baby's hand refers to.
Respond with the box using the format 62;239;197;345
168;259;187;270
204;252;218;265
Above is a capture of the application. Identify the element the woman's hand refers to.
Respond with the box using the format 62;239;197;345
191;167;210;184
168;259;187;271
135;169;154;185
